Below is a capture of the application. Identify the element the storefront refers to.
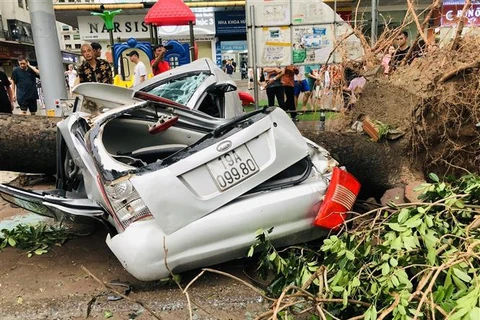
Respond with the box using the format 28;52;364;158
214;10;247;79
438;1;480;44
61;51;80;69
0;42;36;75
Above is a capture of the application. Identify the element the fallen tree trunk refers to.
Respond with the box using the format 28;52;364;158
0;114;60;174
297;122;423;197
0;114;422;196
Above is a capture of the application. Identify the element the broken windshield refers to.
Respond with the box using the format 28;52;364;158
141;72;209;106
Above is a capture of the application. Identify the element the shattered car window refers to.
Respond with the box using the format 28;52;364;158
142;73;209;106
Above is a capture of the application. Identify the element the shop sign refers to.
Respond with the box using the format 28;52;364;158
79;10;215;41
221;40;247;52
0;44;26;59
157;10;215;39
215;11;246;35
441;3;480;26
79;15;150;40
62;52;78;64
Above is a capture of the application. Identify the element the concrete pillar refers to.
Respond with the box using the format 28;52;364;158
29;0;68;112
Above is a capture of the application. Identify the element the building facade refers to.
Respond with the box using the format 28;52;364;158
0;0;80;75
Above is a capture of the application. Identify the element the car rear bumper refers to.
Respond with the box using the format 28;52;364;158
106;180;328;281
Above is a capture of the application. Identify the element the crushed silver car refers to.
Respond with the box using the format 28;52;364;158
0;60;360;281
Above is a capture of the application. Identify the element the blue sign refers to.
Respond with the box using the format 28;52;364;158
221;41;247;52
215;11;246;35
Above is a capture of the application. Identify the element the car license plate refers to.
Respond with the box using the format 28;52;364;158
207;145;259;191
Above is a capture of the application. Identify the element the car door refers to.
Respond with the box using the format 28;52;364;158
88;102;309;234
0;184;105;224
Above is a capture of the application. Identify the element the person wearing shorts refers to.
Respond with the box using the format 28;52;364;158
11;56;40;115
304;64;320;109
294;65;311;111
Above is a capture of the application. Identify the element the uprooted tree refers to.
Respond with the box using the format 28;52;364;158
0;0;479;189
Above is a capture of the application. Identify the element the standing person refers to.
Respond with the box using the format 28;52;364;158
392;31;411;68
64;64;77;95
225;59;234;76
247;67;254;90
294;65;311;112
231;58;237;72
305;64;320;107
77;43;113;84
263;65;285;109
11;56;40;115
381;45;395;77
126;50;147;86
91;42;103;59
151;44;172;76
0;70;14;113
282;64;298;121
240;59;248;79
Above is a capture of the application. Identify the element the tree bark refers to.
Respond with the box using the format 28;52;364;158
0;114;422;196
296;122;423;197
0;114;60;174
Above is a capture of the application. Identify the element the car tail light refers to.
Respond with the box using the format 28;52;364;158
313;167;361;230
97;177;153;230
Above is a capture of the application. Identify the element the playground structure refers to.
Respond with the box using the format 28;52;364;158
112;38;192;88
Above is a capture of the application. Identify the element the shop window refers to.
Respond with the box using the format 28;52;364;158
73;34;80;40
64;35;71;41
18;0;23;9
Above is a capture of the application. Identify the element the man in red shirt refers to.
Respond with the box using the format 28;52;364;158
150;44;173;76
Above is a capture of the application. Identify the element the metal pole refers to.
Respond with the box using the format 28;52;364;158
249;5;259;109
189;21;196;61
149;24;154;44
371;0;378;45
108;30;116;76
29;0;68;114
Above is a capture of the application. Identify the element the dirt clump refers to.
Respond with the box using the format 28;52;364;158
348;37;480;178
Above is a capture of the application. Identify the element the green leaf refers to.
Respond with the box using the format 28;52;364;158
389;257;398;267
452;268;472;284
468;307;480;319
34;248;48;255
455;200;465;209
7;237;16;247
391;236;403;250
104;310;113;319
351;277;361;288
397;209;410;223
269;251;277;261
381;263;390;276
247;246;255;257
429;173;440;182
345;251;355;261
452;274;468;291
390;275;399;287
402;235;418;251
331;286;344;293
404;215;423;228
386;223;408;232
396;304;406;315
